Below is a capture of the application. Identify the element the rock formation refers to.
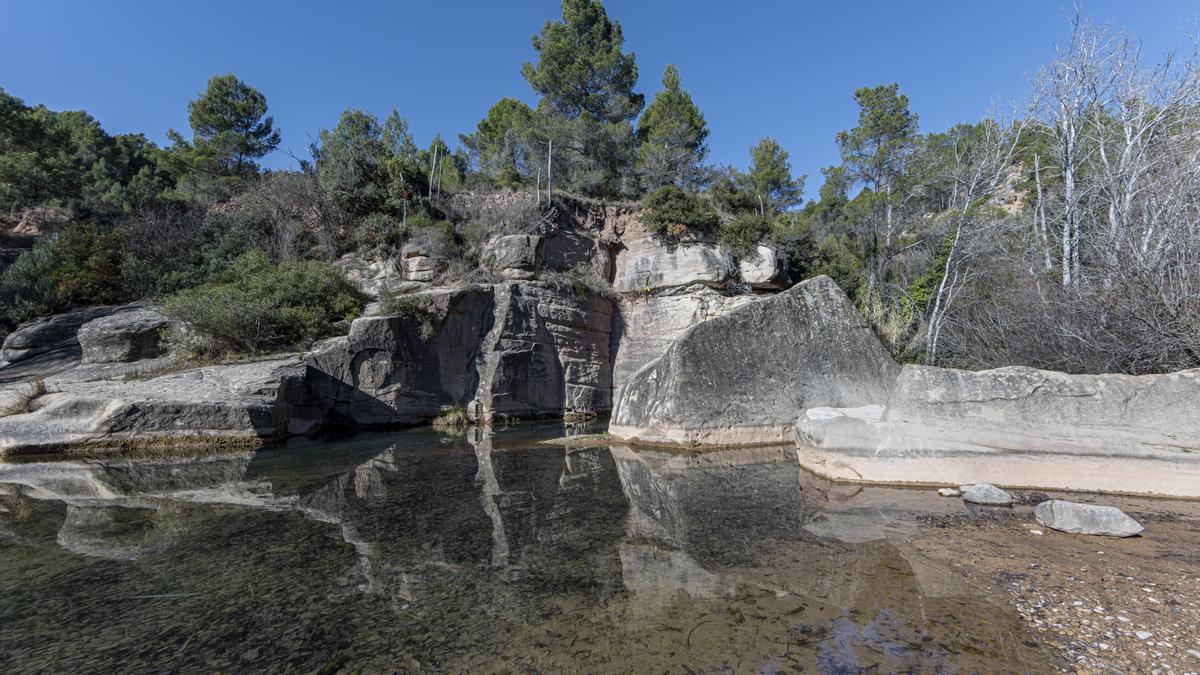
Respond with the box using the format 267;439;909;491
796;364;1200;497
609;275;900;446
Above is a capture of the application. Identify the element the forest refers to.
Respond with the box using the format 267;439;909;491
1;1;1197;375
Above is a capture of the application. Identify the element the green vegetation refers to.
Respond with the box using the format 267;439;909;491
0;6;1195;375
162;251;366;356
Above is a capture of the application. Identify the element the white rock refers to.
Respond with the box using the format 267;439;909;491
1136;631;1153;640
938;487;961;497
1030;529;1044;535
1035;500;1145;537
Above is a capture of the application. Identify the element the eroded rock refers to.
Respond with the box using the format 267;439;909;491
738;245;789;289
613;242;732;293
486;234;543;280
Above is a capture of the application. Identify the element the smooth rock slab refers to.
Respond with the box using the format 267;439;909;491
961;483;1013;506
1035;500;1144;537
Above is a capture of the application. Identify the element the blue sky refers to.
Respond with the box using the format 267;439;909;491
3;1;1197;198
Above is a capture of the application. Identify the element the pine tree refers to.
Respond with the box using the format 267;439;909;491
636;64;708;190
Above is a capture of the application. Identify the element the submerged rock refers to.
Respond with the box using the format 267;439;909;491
961;483;1013;506
1035;500;1144;537
610;276;899;446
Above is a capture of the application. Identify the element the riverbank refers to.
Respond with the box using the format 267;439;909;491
899;492;1200;673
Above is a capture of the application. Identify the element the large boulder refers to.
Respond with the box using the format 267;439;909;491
77;308;174;364
612;242;732;293
1035;500;1144;537
610;276;900;446
796;365;1200;497
737;245;789;289
485;234;544;280
0;305;144;384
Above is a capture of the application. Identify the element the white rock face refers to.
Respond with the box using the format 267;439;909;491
1035;500;1144;537
961;483;1013;506
737;245;788;289
796;364;1200;497
612;242;732;293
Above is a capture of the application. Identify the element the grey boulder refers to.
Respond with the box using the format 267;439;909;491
961;483;1013;506
486;234;544;280
1035;500;1144;537
609;275;899;446
78;308;174;364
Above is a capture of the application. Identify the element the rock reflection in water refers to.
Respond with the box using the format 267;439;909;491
0;426;1056;673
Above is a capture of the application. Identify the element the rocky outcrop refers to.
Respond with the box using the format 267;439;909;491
1035;500;1144;537
0;357;315;456
485;234;543;280
737;245;789;289
796;365;1200;497
399;243;440;283
613;242;732;293
0;305;146;384
303;282;617;429
610;276;900;446
303;287;493;428
77;308;174;364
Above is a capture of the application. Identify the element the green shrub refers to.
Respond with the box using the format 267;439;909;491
355;212;407;254
717;213;770;256
642;185;718;239
0;222;135;326
163;250;366;356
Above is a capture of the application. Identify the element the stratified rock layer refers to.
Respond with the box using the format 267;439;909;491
609;276;900;446
796;364;1200;497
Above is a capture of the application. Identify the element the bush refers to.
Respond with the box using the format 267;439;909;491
717;213;770;256
378;290;437;341
354;212;407;254
642;185;718;239
0;222;135;327
162;250;366;356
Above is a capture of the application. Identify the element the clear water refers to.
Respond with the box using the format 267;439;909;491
0;424;1055;673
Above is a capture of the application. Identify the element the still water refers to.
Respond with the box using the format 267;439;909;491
0;424;1055;673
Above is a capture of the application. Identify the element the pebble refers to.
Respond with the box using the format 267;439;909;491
938;487;961;497
1136;631;1153;640
1030;529;1044;535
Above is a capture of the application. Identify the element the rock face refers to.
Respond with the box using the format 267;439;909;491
0;357;315;456
961;483;1013;506
611;288;757;398
796;364;1200;497
1035;500;1144;537
486;234;543;280
613;242;732;293
610;276;900;446
77;308;174;364
737;245;789;289
470;283;614;422
304;283;617;428
0;305;143;384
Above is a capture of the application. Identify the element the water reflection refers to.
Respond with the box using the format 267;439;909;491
0;425;1054;673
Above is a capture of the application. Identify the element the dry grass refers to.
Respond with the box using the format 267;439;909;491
0;379;48;418
431;407;470;432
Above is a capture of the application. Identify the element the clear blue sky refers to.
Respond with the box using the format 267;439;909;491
3;1;1197;198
